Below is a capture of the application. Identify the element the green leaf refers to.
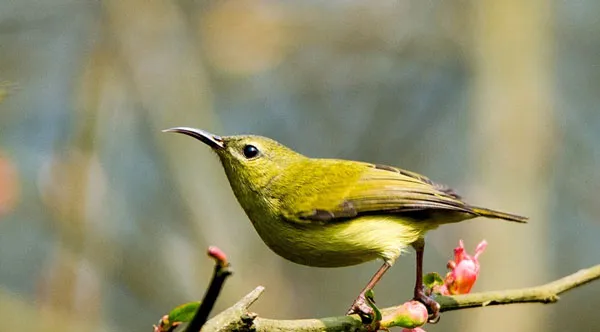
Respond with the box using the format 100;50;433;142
155;302;201;332
423;272;444;290
364;289;382;326
154;301;201;332
168;302;201;324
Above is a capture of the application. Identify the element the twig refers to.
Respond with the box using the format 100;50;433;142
200;286;265;332
202;264;600;332
185;246;233;332
437;263;600;311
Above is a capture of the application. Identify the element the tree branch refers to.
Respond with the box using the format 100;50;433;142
185;247;233;332
172;247;232;332
203;264;600;331
437;264;600;312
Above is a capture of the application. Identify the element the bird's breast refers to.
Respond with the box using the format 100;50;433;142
245;210;434;267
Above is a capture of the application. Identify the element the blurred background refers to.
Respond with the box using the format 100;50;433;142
1;0;599;331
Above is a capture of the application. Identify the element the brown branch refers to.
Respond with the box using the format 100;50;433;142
185;247;233;332
202;264;600;332
437;264;600;312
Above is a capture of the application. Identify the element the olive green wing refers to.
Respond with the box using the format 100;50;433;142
282;162;473;224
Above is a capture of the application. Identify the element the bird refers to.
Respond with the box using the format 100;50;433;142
164;127;527;322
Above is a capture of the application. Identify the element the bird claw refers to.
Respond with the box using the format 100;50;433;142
413;290;441;324
347;293;376;324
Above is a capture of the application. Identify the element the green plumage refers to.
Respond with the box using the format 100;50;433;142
166;129;527;268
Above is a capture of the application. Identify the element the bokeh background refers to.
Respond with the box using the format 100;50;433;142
1;1;599;331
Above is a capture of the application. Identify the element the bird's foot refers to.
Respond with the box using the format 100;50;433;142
413;288;441;324
347;292;376;324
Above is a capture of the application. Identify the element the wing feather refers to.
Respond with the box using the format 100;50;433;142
285;161;472;224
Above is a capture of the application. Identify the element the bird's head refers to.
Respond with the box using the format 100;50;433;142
163;127;304;193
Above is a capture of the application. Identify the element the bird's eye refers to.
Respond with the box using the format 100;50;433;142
242;144;260;159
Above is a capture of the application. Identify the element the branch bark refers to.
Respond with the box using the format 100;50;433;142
202;264;600;331
185;247;233;332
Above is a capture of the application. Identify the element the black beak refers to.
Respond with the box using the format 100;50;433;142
163;127;224;149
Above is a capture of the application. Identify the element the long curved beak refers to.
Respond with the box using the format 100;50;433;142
162;127;224;149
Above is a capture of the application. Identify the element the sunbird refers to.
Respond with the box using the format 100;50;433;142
164;127;527;322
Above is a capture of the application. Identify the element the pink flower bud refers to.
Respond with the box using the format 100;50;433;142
402;328;427;332
441;240;487;295
207;246;229;267
381;301;428;329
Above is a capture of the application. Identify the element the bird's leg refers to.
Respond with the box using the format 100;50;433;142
412;238;441;323
347;262;391;322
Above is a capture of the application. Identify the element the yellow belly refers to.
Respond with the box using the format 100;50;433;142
251;215;438;267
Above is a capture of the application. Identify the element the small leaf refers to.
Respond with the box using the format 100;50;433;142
364;289;382;325
168;302;201;323
155;302;201;332
423;272;444;290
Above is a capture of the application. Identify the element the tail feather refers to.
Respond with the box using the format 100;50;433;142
470;206;528;223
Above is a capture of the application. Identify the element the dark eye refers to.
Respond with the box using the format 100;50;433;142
242;144;260;159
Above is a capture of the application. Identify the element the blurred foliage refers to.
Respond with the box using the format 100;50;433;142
0;1;599;332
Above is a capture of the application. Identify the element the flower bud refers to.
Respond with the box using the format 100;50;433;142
381;300;428;329
443;240;487;295
208;246;229;267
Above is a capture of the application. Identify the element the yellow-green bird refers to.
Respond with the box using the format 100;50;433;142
164;127;527;322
